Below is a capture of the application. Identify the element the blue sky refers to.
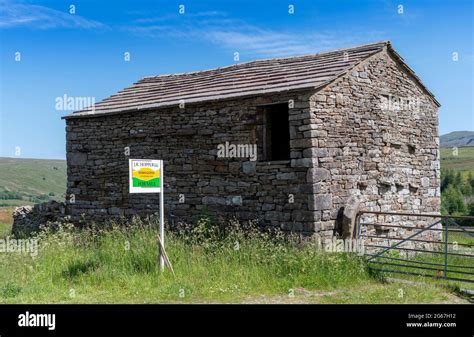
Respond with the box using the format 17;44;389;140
0;0;472;159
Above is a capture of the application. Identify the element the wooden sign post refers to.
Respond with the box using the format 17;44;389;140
129;159;166;271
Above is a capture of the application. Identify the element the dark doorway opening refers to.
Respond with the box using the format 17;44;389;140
262;103;290;161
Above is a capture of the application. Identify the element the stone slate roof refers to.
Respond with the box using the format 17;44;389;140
65;41;439;119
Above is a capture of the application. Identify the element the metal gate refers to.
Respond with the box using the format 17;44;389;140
356;211;474;284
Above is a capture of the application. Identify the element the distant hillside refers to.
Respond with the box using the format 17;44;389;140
440;131;474;148
440;146;474;174
0;157;66;206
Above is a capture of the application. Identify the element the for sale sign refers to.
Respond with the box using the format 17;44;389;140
129;159;162;193
128;158;166;271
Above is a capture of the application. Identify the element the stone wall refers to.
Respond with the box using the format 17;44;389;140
12;201;67;237
307;49;440;241
65;91;319;233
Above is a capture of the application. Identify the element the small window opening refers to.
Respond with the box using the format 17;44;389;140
262;103;290;161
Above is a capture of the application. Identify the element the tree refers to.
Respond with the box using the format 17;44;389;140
441;185;467;215
460;181;472;196
441;169;455;192
468;172;474;191
454;171;463;187
469;200;474;216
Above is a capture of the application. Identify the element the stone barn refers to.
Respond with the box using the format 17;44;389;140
62;41;441;237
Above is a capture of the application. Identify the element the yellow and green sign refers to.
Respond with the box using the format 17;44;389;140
129;159;162;193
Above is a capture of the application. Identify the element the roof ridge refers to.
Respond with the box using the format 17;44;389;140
140;40;390;80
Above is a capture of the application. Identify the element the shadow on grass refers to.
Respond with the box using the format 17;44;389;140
1;281;22;299
62;259;99;279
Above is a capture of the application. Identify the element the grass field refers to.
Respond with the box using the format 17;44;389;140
0;150;472;304
368;248;474;293
0;157;66;206
0;218;468;304
0;207;14;237
440;146;474;174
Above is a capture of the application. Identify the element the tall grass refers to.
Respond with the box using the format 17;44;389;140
0;217;372;303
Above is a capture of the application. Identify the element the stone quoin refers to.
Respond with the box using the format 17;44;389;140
58;41;440;238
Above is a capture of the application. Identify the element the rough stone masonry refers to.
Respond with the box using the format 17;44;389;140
23;41;441;241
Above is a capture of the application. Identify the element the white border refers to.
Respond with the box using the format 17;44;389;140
129;159;162;194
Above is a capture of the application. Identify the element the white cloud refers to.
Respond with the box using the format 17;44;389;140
0;2;106;30
124;12;386;58
134;11;226;24
203;29;358;57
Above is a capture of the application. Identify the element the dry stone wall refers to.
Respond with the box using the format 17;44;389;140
65;91;320;233
12;201;67;237
308;49;440;242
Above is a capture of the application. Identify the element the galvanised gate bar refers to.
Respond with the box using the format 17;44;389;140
356;211;474;284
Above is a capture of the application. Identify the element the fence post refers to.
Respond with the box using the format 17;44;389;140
356;213;361;238
342;197;361;239
444;218;448;278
